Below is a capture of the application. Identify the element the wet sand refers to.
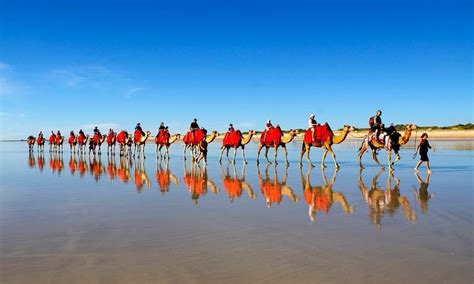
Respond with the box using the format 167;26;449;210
1;141;472;283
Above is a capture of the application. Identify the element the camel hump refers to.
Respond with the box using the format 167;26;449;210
261;127;283;145
304;123;333;144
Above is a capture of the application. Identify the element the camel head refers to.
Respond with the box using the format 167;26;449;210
288;129;299;136
343;125;355;132
248;130;256;135
406;124;417;131
211;130;219;136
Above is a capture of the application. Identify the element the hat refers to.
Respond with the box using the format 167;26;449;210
310;114;315;118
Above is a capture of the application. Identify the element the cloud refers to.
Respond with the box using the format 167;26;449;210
80;123;121;132
50;65;112;87
124;87;145;98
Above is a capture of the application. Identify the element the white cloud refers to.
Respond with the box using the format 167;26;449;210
124;87;145;98
50;65;112;87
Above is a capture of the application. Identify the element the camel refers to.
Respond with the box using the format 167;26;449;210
155;160;179;195
77;134;89;154
106;132;117;155
55;135;64;153
358;168;416;231
195;130;219;166
257;127;299;165
220;163;256;202
116;131;131;157
300;124;354;169
133;130;151;158
358;124;417;170
68;134;77;153
257;164;299;208
48;132;56;152
36;136;46;152
155;131;181;160
183;162;219;204
219;130;256;164
27;136;36;152
300;167;353;222
183;129;218;162
89;134;106;156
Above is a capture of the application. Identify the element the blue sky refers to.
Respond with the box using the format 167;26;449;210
0;0;472;139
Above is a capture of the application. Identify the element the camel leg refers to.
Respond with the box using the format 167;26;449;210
358;144;367;169
265;147;272;164
218;147;225;163
305;145;314;168
242;147;247;164
321;149;328;168
165;146;170;160
256;145;262;165
283;146;289;165
143;144;146;159
387;151;393;171
326;146;339;170
226;148;231;163
183;145;187;160
232;148;237;164
372;150;385;170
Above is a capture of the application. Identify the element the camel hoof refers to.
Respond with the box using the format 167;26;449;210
244;161;248;164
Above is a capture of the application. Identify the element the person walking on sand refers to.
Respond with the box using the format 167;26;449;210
414;133;432;173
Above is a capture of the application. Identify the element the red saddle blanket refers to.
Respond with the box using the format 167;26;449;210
183;129;206;145
260;127;283;145
77;134;86;144
155;130;171;145
92;133;101;144
106;133;115;144
116;131;128;144
134;130;144;143
68;135;76;144
223;130;243;147
304;123;332;143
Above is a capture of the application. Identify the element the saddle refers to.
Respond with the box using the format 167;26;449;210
304;123;332;144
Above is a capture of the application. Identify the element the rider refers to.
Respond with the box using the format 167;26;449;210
159;122;165;131
190;118;200;140
263;119;273;141
135;123;145;136
369;110;383;140
308;114;318;138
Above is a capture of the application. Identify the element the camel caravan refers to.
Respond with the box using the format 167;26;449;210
26;111;417;170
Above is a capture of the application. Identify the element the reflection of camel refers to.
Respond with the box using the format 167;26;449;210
117;156;131;184
134;131;151;158
257;164;299;208
257;129;299;165
155;160;179;195
300;125;354;169
156;133;180;160
220;163;256;202
183;162;219;204
27;152;36;168
414;172;433;213
78;153;88;178
358;169;416;231
107;154;117;181
89;154;105;182
219;130;256;164
134;158;151;193
358;124;417;170
37;152;45;172
300;167;353;222
69;153;77;175
49;152;64;175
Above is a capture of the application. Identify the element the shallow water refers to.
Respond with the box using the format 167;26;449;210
1;140;473;283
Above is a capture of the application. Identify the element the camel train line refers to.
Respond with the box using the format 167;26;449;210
27;119;417;170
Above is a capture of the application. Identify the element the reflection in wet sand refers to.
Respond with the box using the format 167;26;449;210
107;154;117;181
49;152;64;175
183;161;219;204
134;158;151;193
117;156;131;184
414;172;434;213
155;160;179;195
258;164;299;208
27;152;36;168
89;155;105;182
77;153;89;178
300;168;353;222
37;152;45;172
68;153;77;175
358;169;416;231
220;163;256;202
